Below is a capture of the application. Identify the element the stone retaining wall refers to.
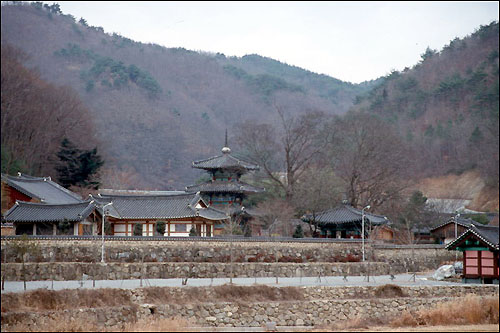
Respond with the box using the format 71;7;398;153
1;262;390;281
1;285;497;328
0;240;459;274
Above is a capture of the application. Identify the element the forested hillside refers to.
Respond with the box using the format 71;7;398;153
351;22;499;190
1;2;498;209
0;2;374;189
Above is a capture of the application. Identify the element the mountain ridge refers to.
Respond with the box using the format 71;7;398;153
1;3;498;205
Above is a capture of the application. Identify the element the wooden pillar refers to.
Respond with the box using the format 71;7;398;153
494;252;499;278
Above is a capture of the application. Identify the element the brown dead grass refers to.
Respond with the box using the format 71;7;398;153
141;284;304;304
412;295;499;326
390;295;499;328
1;316;189;332
325;295;499;332
212;284;304;302
374;284;407;298
1;288;132;312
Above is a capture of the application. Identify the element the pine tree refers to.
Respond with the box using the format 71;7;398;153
293;224;304;238
55;138;104;189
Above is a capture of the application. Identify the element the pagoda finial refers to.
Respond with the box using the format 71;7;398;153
222;129;231;154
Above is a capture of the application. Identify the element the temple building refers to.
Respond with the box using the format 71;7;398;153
186;143;265;235
446;224;499;284
94;192;228;237
302;201;390;239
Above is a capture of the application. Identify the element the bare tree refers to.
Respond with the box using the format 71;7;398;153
255;198;295;237
325;112;411;210
235;106;328;201
1;43;97;178
292;165;343;237
389;191;444;280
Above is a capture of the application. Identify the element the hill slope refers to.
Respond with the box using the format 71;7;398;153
0;3;373;189
351;22;499;192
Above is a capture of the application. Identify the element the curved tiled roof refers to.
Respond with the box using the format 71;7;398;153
446;224;499;251
4;200;96;223
192;148;259;171
1;173;82;204
430;216;481;232
95;193;229;221
302;204;389;225
186;180;265;194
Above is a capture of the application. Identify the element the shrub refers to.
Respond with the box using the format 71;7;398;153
374;284;407;298
156;221;166;235
133;223;142;236
293;225;304;238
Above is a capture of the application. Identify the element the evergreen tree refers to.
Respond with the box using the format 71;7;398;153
55;138;104;189
293;224;304;238
133;223;143;236
189;227;198;236
156;221;166;235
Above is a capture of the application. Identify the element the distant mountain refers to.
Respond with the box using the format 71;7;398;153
1;3;375;189
1;3;497;197
351;22;499;189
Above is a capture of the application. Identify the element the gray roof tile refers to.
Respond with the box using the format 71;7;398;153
186;180;265;194
1;173;82;204
192;149;259;171
430;216;481;232
446;224;499;251
302;204;389;225
94;193;229;221
4;200;96;223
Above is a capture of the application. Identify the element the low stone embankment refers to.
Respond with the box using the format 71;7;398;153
0;239;459;280
1;285;497;328
1;262;390;281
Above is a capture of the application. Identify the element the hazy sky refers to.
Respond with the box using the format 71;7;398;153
57;1;499;83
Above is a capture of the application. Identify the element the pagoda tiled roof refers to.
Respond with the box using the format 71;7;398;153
4;200;96;223
446;224;499;251
302;204;389;225
192;148;259;171
1;173;82;204
94;193;229;221
185;180;265;194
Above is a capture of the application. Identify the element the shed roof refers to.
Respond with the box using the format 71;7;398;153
1;173;82;204
4;200;96;223
94;193;229;221
446;224;499;251
302;204;389;226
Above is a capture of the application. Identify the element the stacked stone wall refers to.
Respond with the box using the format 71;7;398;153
1;285;497;328
0;239;460;280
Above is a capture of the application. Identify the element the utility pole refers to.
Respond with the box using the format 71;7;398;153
100;202;113;263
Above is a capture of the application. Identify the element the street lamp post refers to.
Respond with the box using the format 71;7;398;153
454;212;460;261
361;205;371;262
101;202;113;263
